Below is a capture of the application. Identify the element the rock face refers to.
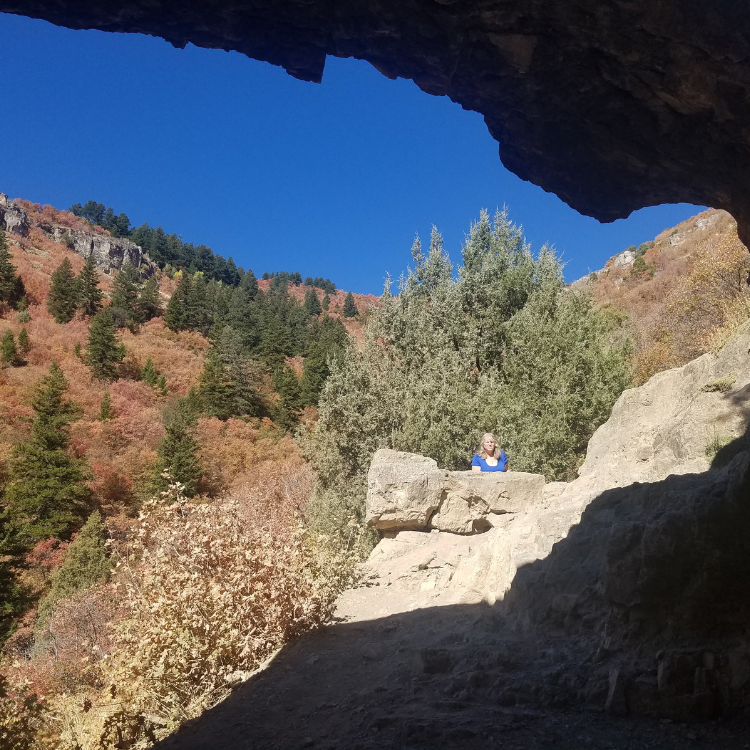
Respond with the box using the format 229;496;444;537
366;449;545;534
0;194;29;237
3;2;750;242
0;193;154;276
342;323;750;718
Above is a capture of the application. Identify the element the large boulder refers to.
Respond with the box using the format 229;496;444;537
366;448;545;534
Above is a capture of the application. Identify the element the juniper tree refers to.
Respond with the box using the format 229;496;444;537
47;257;79;323
5;362;91;544
0;226;25;309
17;326;30;354
99;391;114;421
1;330;20;367
77;255;103;317
87;308;126;381
342;291;358;318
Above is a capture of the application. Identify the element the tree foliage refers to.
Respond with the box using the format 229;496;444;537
304;208;632;538
87;308;126;381
76;255;103;317
0;226;25;310
4;363;91;545
47;257;78;323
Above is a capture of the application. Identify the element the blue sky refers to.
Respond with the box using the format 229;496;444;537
0;13;703;294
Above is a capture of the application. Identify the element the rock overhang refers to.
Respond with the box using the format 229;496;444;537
2;0;750;242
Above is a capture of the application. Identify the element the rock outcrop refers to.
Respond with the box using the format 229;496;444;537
0;193;154;277
342;323;750;718
0;194;29;237
3;1;750;242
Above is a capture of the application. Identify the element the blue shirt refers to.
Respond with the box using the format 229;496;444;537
472;451;508;472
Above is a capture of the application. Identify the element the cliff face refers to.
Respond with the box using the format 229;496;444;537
0;194;154;277
352;324;750;719
2;1;750;242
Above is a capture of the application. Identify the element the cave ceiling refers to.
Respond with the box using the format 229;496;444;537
2;0;750;241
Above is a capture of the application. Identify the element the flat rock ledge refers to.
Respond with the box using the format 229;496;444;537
366;448;545;535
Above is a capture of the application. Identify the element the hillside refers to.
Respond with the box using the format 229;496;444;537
572;209;750;382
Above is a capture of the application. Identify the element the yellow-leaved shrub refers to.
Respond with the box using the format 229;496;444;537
49;480;361;749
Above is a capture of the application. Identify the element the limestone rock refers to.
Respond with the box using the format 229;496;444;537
0;194;29;237
68;229;153;277
365;449;445;531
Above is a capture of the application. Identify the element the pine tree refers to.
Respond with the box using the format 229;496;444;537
164;272;190;331
156;373;168;396
99;392;114;421
77;255;103;317
1;330;20;367
198;350;235;420
0;226;25;309
272;364;303;428
17;326;30;354
87;308;126;381
141;356;159;386
137;276;162;321
110;262;141;328
47;257;79;323
5;362;91;544
322;292;330;311
36;510;109;628
342;291;358;318
304;288;322;317
154;408;203;497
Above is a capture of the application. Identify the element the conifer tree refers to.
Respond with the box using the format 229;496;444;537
99;392;114;421
1;330;20;367
198;350;235;420
77;255;103;317
47;257;79;323
110;262;142;328
17;326;30;354
137;276;162;321
240;269;259;300
87;308;126;381
164;272;190;331
272;364;303;428
141;356;159;387
322;292;330;311
342;291;358;318
0;226;25;309
36;510;109;627
156;373;168;396
304;288;322;317
5;362;91;544
154;408;202;497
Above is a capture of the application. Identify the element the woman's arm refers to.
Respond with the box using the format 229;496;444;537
472;465;481;473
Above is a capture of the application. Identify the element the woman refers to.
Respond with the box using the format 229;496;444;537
471;433;509;472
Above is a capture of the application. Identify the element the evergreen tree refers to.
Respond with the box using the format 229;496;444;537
141;357;159;386
77;255;103;317
36;510;109;628
304;288;322;317
137;276;162;321
272;364;302;428
156;373;168;396
47;257;79;323
154;407;202;497
99;392;114;421
110;262;141;328
17;326;30;354
164;272;190;331
198;350;234;420
87;308;126;381
322;292;330;311
342;291;358;318
5;362;91;544
1;330;20;367
0;226;25;310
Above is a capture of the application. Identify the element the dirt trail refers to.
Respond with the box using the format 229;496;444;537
156;593;750;750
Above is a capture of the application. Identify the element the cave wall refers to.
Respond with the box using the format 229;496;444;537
1;1;750;241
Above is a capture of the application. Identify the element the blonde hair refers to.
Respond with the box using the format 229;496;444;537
477;432;501;460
